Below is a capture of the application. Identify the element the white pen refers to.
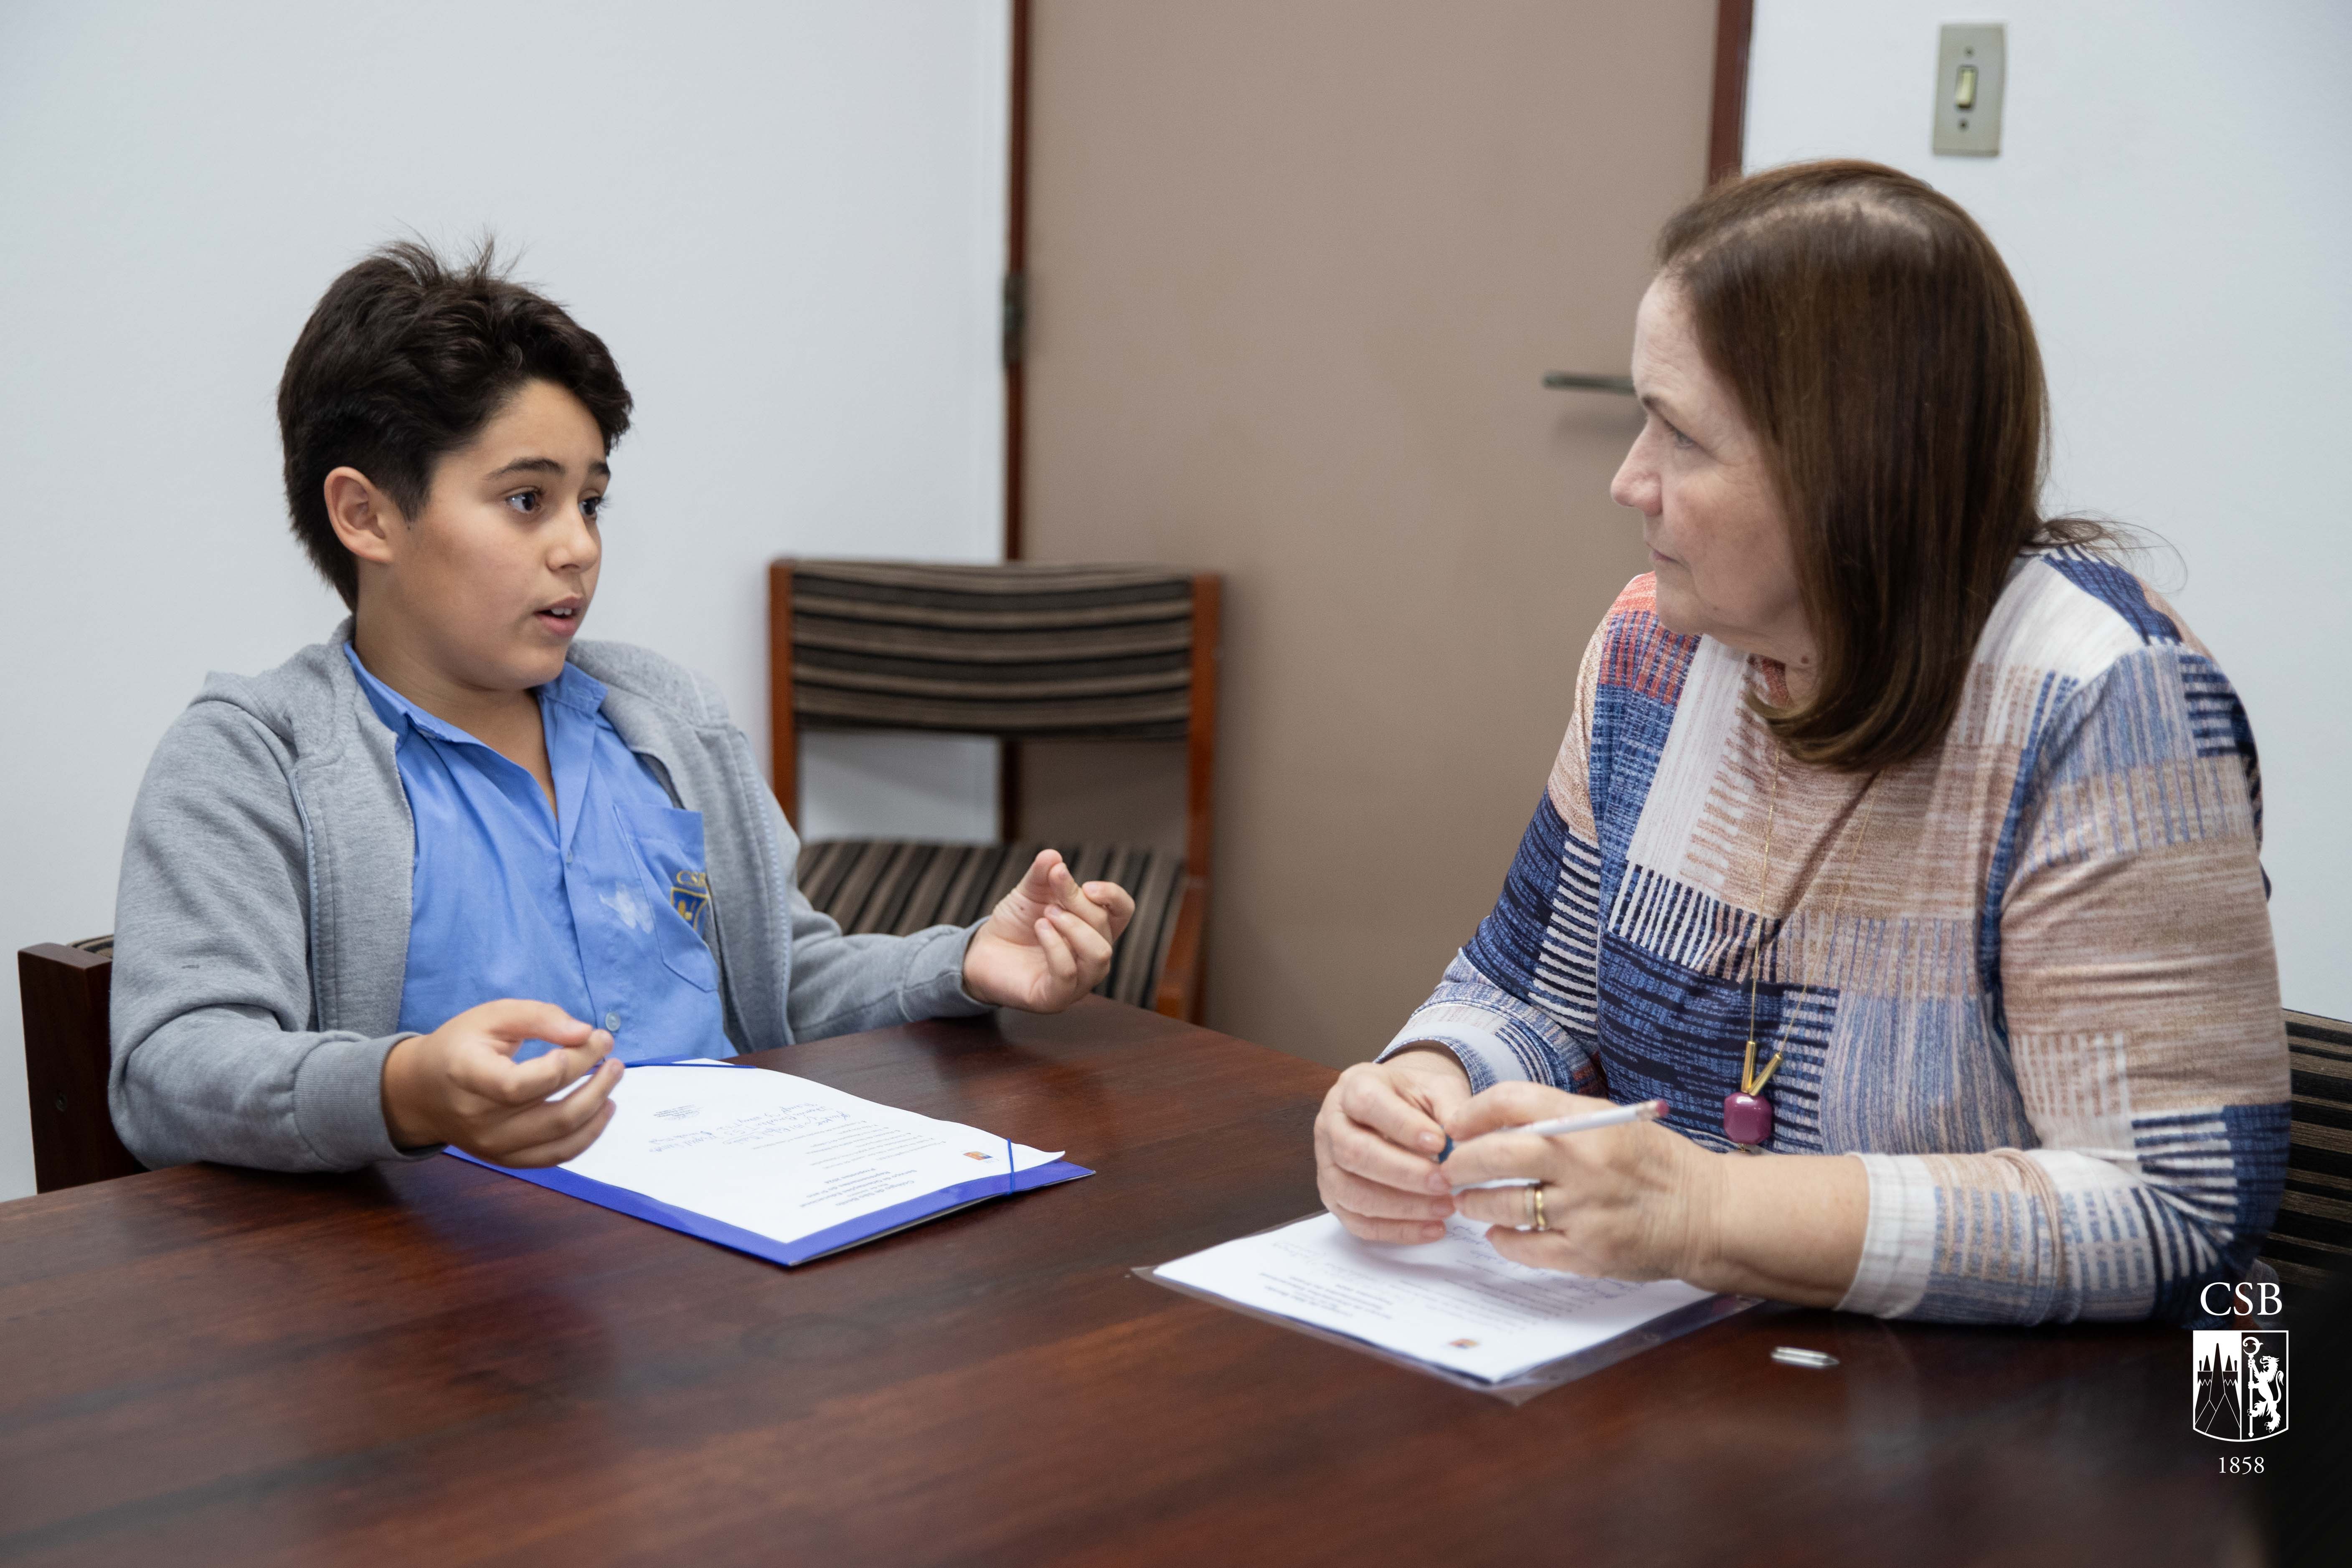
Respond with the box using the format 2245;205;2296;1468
1438;1098;1668;1168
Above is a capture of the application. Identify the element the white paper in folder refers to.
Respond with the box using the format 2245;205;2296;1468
1153;1212;1715;1384
455;1060;1089;1266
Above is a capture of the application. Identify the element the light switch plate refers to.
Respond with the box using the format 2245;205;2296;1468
1933;24;2004;156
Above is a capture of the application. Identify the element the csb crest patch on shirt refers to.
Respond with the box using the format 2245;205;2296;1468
2192;1330;2288;1441
671;870;711;936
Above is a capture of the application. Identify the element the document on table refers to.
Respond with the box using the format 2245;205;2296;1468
452;1061;1090;1266
1151;1212;1723;1386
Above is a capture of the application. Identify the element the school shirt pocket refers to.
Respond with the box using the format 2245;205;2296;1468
614;799;721;992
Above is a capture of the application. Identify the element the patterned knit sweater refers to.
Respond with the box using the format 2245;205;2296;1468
1387;552;2289;1324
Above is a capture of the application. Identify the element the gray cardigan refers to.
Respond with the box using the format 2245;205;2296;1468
109;622;985;1172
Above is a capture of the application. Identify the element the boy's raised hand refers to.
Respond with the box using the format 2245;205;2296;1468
962;849;1137;1012
380;999;622;1165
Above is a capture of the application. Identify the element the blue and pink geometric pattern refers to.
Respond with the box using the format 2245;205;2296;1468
1389;558;2290;1324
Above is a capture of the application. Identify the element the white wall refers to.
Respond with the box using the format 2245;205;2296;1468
1746;1;2352;1019
0;0;1009;1200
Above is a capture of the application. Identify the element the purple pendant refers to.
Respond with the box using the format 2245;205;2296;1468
1723;1092;1772;1147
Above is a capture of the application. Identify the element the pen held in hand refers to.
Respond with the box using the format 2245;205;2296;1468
1440;1098;1669;1188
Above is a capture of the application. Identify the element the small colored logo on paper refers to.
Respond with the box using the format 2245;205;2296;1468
964;1151;995;1161
1448;1338;1479;1349
2193;1330;2289;1441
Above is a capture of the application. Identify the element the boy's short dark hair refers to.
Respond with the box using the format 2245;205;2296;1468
278;239;634;608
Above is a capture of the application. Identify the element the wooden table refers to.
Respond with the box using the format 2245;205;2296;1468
0;1000;2251;1565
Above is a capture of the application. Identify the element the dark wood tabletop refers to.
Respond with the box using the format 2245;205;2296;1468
0;1000;2255;1566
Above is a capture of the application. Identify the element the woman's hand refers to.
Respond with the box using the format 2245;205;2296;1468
1439;1081;1721;1282
962;849;1137;1012
1314;1046;1475;1243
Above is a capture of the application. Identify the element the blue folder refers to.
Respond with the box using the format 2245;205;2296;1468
447;1059;1093;1267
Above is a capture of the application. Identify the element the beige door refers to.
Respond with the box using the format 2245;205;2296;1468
1022;0;1721;1067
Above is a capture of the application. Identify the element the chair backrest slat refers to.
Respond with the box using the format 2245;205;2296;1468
2273;1010;2352;1288
788;560;1195;739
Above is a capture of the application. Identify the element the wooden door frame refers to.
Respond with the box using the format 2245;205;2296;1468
998;0;1033;836
1709;0;1754;185
1001;0;1751;557
1004;0;1033;564
994;1;1752;1021
995;0;1750;838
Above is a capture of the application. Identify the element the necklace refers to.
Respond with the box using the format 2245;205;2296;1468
1724;746;1877;1149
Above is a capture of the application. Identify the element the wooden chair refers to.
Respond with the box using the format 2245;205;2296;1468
17;936;143;1193
2268;1010;2352;1287
771;560;1220;1021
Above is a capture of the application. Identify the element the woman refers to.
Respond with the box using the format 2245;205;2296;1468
1314;161;2288;1325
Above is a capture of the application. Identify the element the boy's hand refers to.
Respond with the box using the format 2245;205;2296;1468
962;849;1137;1012
380;1000;621;1165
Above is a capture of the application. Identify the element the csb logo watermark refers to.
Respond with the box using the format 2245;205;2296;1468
2192;1328;2289;1443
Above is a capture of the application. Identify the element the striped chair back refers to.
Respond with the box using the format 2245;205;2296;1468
795;840;1188;1014
769;558;1222;1021
2270;1010;2352;1287
781;561;1198;739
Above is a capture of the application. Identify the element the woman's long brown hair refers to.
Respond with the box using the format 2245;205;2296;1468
1657;160;2097;771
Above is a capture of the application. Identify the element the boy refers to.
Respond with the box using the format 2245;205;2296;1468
109;241;1133;1172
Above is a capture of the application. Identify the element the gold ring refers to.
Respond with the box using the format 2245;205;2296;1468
1531;1185;1549;1232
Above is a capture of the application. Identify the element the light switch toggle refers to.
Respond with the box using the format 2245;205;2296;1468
1932;23;2004;156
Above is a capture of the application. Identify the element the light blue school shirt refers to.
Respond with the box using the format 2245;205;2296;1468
345;646;728;1063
